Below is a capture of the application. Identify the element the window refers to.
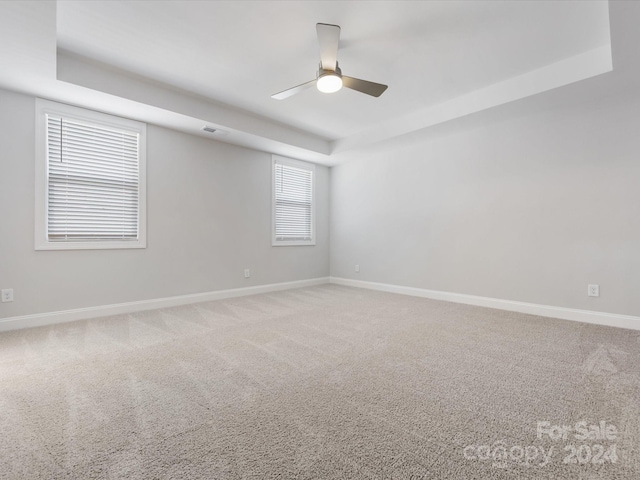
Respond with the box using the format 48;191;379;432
35;99;146;250
272;155;315;246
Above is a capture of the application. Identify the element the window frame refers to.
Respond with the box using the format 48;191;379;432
35;98;147;250
272;155;316;247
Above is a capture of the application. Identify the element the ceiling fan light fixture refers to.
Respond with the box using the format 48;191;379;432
271;26;388;99
317;72;343;93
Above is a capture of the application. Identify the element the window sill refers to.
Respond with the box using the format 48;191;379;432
272;240;316;247
35;240;146;251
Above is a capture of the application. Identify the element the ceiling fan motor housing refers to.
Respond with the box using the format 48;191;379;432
317;63;342;79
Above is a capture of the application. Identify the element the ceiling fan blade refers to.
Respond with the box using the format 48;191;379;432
316;23;341;71
271;79;317;100
342;76;388;97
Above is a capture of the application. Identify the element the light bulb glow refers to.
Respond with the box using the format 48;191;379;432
317;74;343;93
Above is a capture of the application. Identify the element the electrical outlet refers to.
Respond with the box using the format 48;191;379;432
1;289;14;302
244;269;250;279
588;284;599;297
355;264;360;273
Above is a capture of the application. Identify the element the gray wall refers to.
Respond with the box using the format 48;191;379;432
0;88;329;318
3;77;640;320
330;86;640;317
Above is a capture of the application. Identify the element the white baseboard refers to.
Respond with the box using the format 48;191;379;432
0;277;330;333
4;276;638;333
330;277;640;331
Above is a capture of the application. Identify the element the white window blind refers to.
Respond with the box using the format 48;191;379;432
273;158;314;244
45;114;140;242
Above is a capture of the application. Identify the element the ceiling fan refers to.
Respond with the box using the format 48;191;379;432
272;23;388;100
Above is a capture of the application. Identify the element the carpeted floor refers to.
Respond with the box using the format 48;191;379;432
0;284;639;479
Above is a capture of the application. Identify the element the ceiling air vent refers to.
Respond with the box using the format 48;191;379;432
202;126;217;133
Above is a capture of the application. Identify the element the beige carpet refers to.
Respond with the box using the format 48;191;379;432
0;284;639;479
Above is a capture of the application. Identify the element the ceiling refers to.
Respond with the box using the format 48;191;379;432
0;1;614;164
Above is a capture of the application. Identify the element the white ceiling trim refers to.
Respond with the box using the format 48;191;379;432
331;44;613;155
57;44;613;164
57;51;332;161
